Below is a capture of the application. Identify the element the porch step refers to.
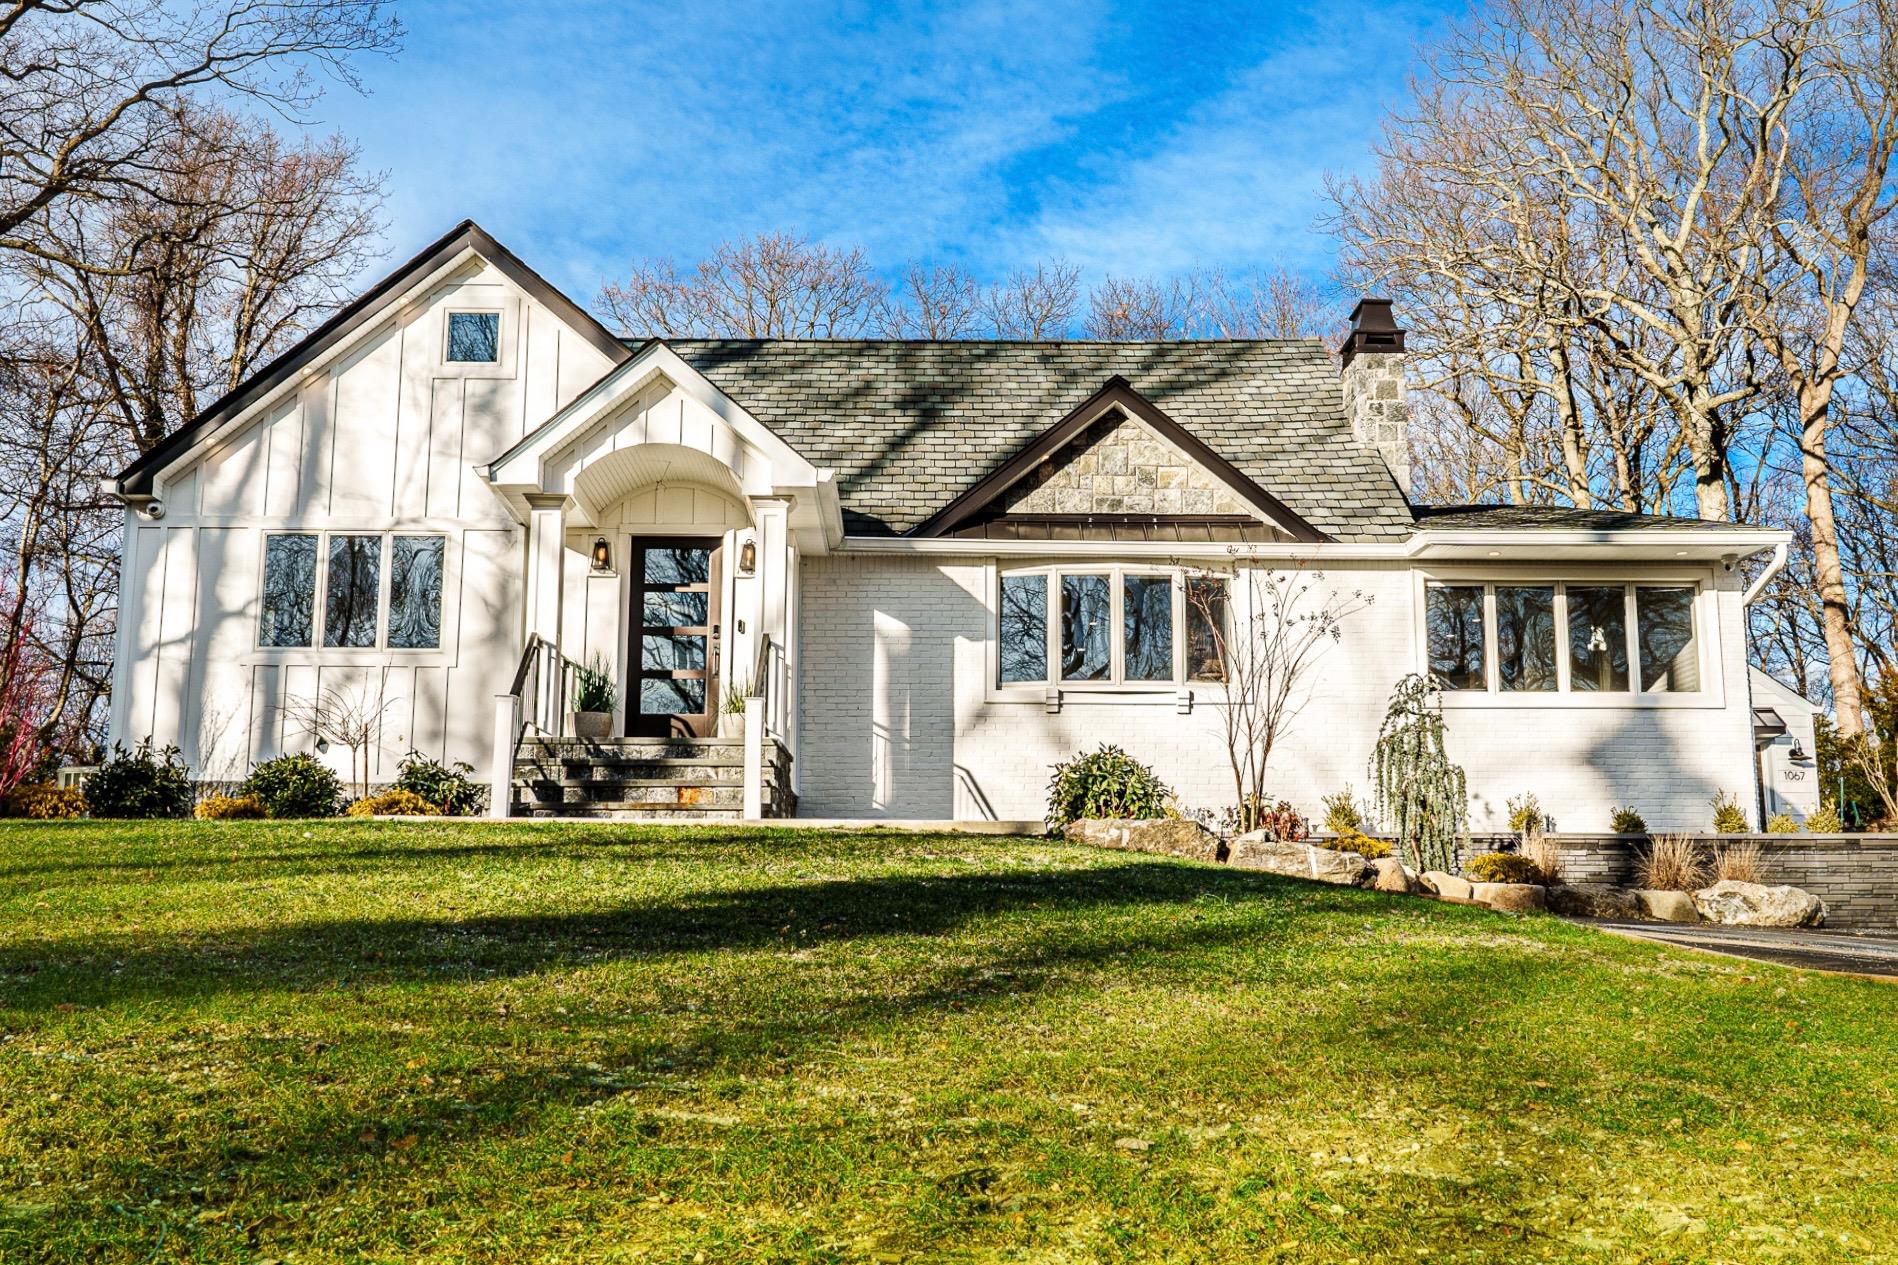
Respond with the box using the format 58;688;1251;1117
507;733;792;820
517;805;746;821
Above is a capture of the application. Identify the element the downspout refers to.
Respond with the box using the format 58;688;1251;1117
1738;541;1789;829
1739;541;1788;608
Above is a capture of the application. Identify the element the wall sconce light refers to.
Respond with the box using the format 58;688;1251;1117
1789;739;1808;761
738;537;757;576
590;536;612;572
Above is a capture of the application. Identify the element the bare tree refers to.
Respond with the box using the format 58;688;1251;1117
598;233;887;337
878;263;982;338
283;680;397;801
1187;559;1372;833
983;262;1081;338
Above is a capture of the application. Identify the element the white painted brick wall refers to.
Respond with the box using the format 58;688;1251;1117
797;554;1762;832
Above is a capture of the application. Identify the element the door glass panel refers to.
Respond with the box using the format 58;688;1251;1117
642;633;707;671
1060;573;1110;681
1567;585;1630;691
1122;574;1174;681
1495;586;1557;691
644;547;711;585
643;590;710;627
640;677;706;714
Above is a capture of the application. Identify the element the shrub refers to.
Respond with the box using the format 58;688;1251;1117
1805;801;1845;833
1764;813;1800;835
1709;790;1749;834
1506;793;1549;834
1255;799;1307;842
346;788;441;817
1320;788;1364;835
1465;851;1544;884
573;654;618;714
1636;834;1708;892
4;782;86;819
1521;830;1562;884
1370;674;1467;874
1609;805;1648;834
84;740;192;819
1046;745;1172;832
240;753;342;818
196;793;267;821
1315;827;1391;859
393;751;483;816
1714;839;1765;883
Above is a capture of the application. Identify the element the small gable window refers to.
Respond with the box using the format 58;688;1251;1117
997;565;1214;691
445;310;500;363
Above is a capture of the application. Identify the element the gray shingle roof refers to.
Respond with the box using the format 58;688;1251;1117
663;339;1415;542
1412;505;1763;533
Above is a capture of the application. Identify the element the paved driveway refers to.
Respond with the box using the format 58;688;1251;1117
1593;922;1898;978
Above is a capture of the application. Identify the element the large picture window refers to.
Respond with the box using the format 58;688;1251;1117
260;530;446;652
1424;580;1703;697
997;566;1228;689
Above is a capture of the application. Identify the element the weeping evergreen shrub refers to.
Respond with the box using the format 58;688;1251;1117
1369;674;1468;874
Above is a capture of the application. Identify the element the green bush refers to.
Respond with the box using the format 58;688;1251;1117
4;782;87;819
1506;793;1550;834
346;788;441;817
393;751;483;816
240;754;342;819
1320;788;1364;835
1805;802;1845;833
196;793;267;821
1765;813;1800;835
1609;805;1648;834
1464;851;1544;884
84;741;192;819
1046;745;1172;832
1709;790;1749;834
1315;827;1392;859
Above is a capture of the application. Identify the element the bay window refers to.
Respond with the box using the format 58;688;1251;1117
1424;580;1703;697
260;530;446;652
998;565;1228;690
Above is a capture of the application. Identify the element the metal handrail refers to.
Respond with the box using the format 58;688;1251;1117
749;634;788;740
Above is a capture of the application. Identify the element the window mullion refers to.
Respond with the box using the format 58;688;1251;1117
1484;584;1498;693
1553;583;1571;693
1626;584;1641;695
1045;571;1059;687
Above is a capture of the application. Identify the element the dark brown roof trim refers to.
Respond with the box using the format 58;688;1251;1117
112;219;630;495
909;375;1329;543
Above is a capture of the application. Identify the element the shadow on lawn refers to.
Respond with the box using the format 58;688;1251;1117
0;861;1408;1013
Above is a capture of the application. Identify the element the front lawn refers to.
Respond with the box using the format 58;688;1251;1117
1;822;1892;1262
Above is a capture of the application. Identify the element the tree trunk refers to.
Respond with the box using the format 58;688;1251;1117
1683;392;1731;520
1546;339;1592;508
1797;378;1866;737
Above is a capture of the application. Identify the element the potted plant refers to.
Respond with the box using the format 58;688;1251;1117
571;655;617;740
718;680;750;738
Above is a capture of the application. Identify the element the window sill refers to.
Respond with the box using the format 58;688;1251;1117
241;648;452;668
1435;690;1723;710
985;683;1226;707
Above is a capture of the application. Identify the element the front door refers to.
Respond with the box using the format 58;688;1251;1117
629;538;721;737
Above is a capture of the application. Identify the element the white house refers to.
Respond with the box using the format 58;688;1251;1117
103;220;1807;829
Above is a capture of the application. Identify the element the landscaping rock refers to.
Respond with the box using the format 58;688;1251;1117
1419;871;1472;901
1227;834;1370;886
1633;889;1702;923
1547;883;1645;920
1471;882;1548;914
1370;857;1412;893
1692;880;1827;929
1068;817;1222;863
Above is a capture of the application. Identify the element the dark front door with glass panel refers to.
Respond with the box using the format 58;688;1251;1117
630;540;720;737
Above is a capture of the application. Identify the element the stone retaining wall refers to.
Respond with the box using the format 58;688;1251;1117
1376;833;1898;932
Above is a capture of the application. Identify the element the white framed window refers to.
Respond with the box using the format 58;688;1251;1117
444;310;501;363
1423;579;1704;699
259;531;446;651
993;564;1229;693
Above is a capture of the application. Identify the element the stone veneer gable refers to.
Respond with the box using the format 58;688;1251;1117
1001;412;1252;517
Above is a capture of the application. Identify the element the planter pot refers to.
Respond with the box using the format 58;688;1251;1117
572;710;613;740
717;710;746;739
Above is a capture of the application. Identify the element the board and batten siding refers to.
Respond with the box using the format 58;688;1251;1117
108;259;617;785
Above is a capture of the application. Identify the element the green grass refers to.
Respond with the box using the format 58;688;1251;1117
1;822;1892;1263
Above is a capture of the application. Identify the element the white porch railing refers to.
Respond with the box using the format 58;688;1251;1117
490;634;582;819
743;634;792;818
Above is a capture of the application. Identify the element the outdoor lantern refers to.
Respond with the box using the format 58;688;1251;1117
738;537;757;576
1790;739;1808;762
590;536;612;572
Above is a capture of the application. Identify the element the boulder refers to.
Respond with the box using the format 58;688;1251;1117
1228;834;1371;886
1067;817;1222;863
1419;871;1473;901
1471;882;1548;914
1633;889;1702;923
1370;857;1412;894
1692;880;1827;929
1547;883;1645;920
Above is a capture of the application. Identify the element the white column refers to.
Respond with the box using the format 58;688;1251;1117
524;494;566;648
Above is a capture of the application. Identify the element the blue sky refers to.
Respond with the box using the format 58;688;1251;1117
314;0;1459;307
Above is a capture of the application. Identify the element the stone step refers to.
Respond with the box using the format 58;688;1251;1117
513;762;745;783
517;805;746;821
514;782;744;808
518;737;747;761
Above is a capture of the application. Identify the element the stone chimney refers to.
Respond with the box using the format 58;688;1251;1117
1339;298;1410;494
